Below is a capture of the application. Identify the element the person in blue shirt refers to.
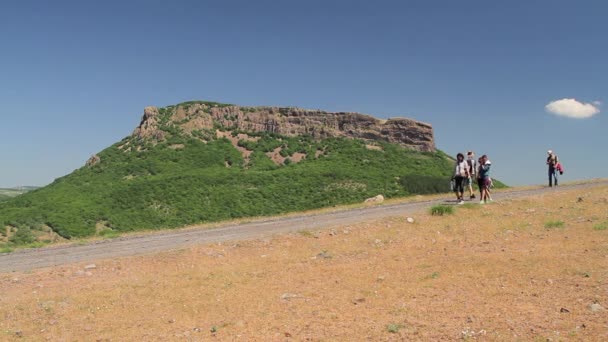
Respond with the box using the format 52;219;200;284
478;155;492;204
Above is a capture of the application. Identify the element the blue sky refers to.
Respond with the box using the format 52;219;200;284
1;0;606;187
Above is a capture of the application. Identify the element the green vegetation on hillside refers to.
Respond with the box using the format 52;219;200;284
0;102;505;248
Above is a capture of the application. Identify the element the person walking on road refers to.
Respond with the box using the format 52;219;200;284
466;151;477;199
547;150;559;187
453;153;470;204
479;154;492;204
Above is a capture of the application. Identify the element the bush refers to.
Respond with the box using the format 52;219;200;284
9;227;36;245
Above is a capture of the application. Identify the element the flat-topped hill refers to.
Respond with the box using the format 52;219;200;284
0;100;476;248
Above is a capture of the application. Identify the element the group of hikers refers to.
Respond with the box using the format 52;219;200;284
452;151;492;205
452;149;564;204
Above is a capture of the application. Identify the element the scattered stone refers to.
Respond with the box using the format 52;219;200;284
284;332;292;337
15;330;23;338
525;208;536;213
374;239;382;244
168;319;176;323
577;197;584;203
376;276;385;282
317;251;332;259
342;229;350;234
193;327;202;332
11;278;20;283
84;264;97;270
281;293;299;301
589;303;605;312
406;217;415;223
364;195;384;203
352;298;366;305
560;307;570;313
329;229;337;236
546;279;554;285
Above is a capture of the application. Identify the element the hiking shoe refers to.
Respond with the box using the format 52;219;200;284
470;194;476;199
458;200;464;205
479;200;485;205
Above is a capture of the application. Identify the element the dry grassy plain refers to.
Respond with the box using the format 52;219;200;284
1;185;607;341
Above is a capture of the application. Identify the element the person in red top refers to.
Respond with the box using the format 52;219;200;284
546;150;559;187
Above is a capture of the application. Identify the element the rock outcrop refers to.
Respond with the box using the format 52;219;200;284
132;102;435;151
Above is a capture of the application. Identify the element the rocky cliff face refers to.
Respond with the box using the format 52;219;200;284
132;102;436;152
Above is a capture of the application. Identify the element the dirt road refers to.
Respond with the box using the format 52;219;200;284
1;181;606;273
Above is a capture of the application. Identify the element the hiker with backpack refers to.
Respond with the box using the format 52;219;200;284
546;150;559;187
453;153;470;204
466;151;477;199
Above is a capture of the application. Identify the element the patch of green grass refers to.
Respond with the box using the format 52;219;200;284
593;221;608;231
544;220;565;229
386;323;403;333
99;230;120;239
298;230;315;238
430;205;454;216
0;245;14;253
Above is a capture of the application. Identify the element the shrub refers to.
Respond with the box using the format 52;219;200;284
593;221;608;231
544;220;565;229
387;324;403;333
8;227;36;245
430;205;454;216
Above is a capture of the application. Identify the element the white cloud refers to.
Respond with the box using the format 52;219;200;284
545;98;600;119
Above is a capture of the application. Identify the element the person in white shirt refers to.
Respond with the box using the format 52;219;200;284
466;151;477;199
453;153;470;204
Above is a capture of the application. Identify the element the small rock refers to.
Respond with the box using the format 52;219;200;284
281;293;298;301
329;229;337;236
84;264;97;270
15;330;23;337
364;194;384;203
560;307;570;313
374;239;381;244
352;298;366;305
168;319;176;324
317;251;332;259
406;217;415;223
342;229;350;234
284;332;292;337
376;276;386;282
546;279;554;285
193;327;202;332
12;278;20;283
589;303;605;312
577;197;584;203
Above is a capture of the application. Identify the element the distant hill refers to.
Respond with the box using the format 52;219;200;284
0;100;503;247
0;187;38;201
